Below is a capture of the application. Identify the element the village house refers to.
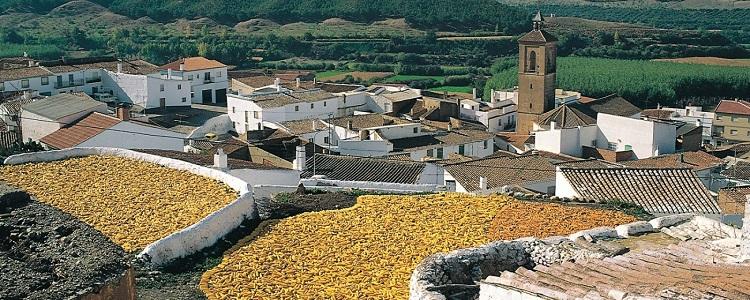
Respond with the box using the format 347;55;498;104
38;108;185;151
642;104;715;146
159;57;229;105
712;99;750;146
0;91;41;134
443;154;557;194
619;151;725;191
20;93;108;143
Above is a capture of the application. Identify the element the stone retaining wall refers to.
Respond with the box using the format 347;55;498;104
80;268;136;300
409;214;700;300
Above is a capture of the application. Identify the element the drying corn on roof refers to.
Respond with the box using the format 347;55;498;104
0;156;238;252
201;194;507;299
487;201;638;241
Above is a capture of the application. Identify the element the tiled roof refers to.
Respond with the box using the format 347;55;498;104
490;239;750;299
22;93;103;120
135;149;282;170
520;150;580;164
715;99;750;116
233;76;277;88
721;161;750;180
381;90;421;102
444;155;556;191
278;119;328;135
42;59;158;75
517;30;558;43
718;185;750;215
316;83;363;93
0;66;53;82
570;94;641;119
247;89;337;108
40;112;121;149
560;167;720;214
676;122;701;136
390;129;494;152
329;114;407;131
0;95;36;116
301;154;426;184
536;104;595;128
496;132;534;150
160;57;226;71
554;158;624;169
620;151;723;171
641;108;674;120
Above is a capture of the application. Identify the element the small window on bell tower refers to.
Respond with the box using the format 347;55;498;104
527;51;537;73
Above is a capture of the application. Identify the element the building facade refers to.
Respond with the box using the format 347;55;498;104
515;12;557;134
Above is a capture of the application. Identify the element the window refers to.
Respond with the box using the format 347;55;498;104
413;127;418;134
188;75;194;80
160;84;164;92
232;107;235;113
181;97;187;103
218;71;222;77
295;105;299;111
731;129;738;135
437;148;444;159
257;123;262;130
529;83;533;89
731;116;737;122
483;140;488;149
445;180;456;192
323;101;326;107
324;137;330;144
459;145;465;155
607;142;618;151
311;103;314;109
41;77;49;85
498;119;502;127
177;84;182;90
427;149;434;157
191;92;195;98
253;111;259;118
527;50;537;72
0;82;4;91
21;79;29;88
244;111;249;122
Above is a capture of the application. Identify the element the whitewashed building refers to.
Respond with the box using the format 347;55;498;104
159;57;229;104
20;93;108;143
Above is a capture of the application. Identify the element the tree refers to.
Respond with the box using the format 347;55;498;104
197;42;209;57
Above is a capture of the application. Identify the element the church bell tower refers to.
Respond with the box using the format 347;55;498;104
515;11;557;135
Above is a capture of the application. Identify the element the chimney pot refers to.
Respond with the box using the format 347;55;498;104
490;89;496;103
293;145;306;171
179;62;185;71
116;105;130;121
214;148;228;169
296;77;301;88
479;176;488;190
117;62;122;74
347;120;353;130
167;68;173;79
472;88;477;100
550;121;556;130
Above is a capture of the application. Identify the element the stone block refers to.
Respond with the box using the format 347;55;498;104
568;227;618;241
648;213;694;229
615;221;655;238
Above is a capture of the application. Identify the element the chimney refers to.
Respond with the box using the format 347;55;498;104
179;62;185;71
311;120;317;131
679;152;684;163
214;148;228;169
347;120;353;130
448;122;453;132
479;176;488;190
116;105;130;121
472;88;477;100
28;60;34;67
550;121;556;130
313;77;317;84
167;68;173;79
296;77;301;88
293;145;306;171
490;89;496;103
22;90;31;100
117;62;122;74
275;78;282;92
695;119;702;127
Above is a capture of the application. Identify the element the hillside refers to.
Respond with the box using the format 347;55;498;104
0;0;530;32
498;0;750;9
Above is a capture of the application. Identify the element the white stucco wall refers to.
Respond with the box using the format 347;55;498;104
554;168;580;199
338;140;392;157
77;121;185;150
597;113;676;159
21;103;108;143
228;168;301;188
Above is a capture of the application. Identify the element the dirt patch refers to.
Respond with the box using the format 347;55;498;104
321;17;354;25
654;57;750;67
0;182;129;299
322;71;393;82
256;190;358;219
372;18;411;29
235;18;280;30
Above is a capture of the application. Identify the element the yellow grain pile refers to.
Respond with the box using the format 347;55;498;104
201;193;511;299
0;156;238;252
487;201;638;241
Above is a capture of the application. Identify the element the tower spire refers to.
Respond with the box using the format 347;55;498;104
532;11;544;31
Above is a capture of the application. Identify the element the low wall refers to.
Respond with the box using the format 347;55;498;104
4;147;256;266
254;181;441;199
408;214;704;300
301;178;441;192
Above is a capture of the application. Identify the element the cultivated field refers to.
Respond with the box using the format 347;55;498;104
653;57;750;67
318;71;394;82
0;156;238;252
200;194;637;299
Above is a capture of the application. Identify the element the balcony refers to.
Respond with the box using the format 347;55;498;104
54;79;84;89
86;77;102;83
204;78;214;84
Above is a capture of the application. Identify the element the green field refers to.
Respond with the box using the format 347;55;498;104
429;86;474;93
485;56;750;108
315;70;349;79
383;75;446;83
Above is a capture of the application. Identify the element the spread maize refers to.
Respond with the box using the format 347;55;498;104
201;193;511;299
487;201;638;240
0;156;238;252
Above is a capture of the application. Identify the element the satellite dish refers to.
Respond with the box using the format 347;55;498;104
205;132;217;141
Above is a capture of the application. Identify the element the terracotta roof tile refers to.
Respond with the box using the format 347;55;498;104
518;30;558;43
570;94;641;119
135;149;281;170
621;151;723;171
444;155;556;191
715;99;750;116
301;154;426;184
40;112;121;149
0;66;53;82
641;108;674;120
560;167;719;214
536;104;596;128
160;57;226;72
721;161;750;180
